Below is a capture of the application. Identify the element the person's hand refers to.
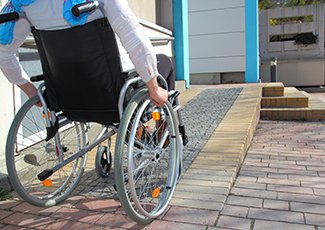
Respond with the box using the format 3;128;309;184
146;77;168;107
19;82;38;98
18;82;42;107
149;86;168;107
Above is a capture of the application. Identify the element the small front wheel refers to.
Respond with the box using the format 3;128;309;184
95;145;112;178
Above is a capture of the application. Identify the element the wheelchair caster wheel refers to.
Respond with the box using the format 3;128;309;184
95;146;112;178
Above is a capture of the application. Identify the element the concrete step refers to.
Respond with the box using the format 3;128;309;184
262;82;284;97
175;80;186;93
261;87;309;108
261;108;325;120
261;94;325;120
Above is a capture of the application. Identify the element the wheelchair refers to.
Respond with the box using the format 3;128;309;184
1;1;187;224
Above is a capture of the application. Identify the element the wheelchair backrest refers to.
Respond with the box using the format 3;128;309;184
32;17;124;124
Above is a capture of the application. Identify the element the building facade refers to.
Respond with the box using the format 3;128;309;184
188;0;259;84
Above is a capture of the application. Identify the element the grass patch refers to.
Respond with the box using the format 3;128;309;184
0;188;11;201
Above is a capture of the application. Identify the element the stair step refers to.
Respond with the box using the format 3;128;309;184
309;96;325;109
261;87;309;108
263;82;284;97
261;83;325;120
261;108;325;120
261;95;325;120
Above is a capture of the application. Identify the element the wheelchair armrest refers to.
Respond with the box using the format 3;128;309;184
121;70;146;90
121;70;138;81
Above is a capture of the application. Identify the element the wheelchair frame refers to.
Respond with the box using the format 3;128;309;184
36;74;183;180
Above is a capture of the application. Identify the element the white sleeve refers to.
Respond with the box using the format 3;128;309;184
103;0;159;83
0;18;31;86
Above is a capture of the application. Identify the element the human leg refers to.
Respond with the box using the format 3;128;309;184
156;54;175;90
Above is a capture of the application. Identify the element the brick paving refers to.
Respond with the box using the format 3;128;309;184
1;87;325;229
217;120;325;229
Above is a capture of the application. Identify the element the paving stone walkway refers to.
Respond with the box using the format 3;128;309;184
2;88;325;229
216;120;325;230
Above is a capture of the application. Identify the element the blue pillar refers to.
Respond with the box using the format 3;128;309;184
245;0;259;83
173;0;190;88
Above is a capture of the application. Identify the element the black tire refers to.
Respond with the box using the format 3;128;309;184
114;89;181;224
6;96;87;207
95;145;112;178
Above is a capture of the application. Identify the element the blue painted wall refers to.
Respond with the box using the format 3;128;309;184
245;0;259;83
173;0;190;88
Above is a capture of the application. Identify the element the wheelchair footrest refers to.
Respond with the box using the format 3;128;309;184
38;169;53;181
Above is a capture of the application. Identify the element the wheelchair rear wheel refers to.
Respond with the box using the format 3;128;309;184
6;96;88;207
114;90;181;224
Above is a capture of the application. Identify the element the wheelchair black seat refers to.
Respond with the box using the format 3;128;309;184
32;18;125;124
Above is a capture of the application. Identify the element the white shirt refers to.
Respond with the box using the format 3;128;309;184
0;0;159;85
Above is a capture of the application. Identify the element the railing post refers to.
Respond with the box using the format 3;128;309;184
270;57;277;82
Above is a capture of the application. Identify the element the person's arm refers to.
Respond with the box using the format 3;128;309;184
103;0;168;106
0;17;37;98
146;77;168;107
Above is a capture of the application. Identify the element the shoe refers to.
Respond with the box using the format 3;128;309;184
24;154;40;166
135;125;151;141
136;125;144;140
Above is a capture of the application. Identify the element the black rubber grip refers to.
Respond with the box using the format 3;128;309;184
0;12;19;24
72;1;98;17
37;169;53;181
30;74;44;82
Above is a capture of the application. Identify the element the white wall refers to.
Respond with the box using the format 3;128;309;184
0;1;12;175
128;0;156;23
0;72;15;175
188;0;246;74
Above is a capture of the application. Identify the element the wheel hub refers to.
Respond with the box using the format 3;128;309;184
45;143;55;153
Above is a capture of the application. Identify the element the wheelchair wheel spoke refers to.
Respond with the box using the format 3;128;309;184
115;92;180;224
6;96;87;206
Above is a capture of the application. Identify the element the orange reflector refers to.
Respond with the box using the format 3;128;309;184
151;187;161;198
42;111;50;119
152;111;160;121
42;179;53;187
